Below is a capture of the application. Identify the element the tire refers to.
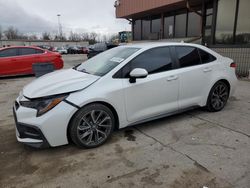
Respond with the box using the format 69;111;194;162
69;104;115;148
206;81;229;112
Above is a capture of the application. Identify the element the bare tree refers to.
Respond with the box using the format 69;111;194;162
81;32;90;41
4;26;19;39
89;32;97;41
28;34;38;40
68;31;81;41
88;32;99;44
109;34;119;42
54;34;66;41
18;34;28;40
42;32;51;40
102;34;108;42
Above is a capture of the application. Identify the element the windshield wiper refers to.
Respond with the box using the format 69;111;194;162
72;65;90;74
79;69;90;74
73;63;81;70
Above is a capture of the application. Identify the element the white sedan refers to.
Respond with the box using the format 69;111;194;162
13;42;237;148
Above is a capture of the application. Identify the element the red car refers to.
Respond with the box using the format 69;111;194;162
0;46;63;76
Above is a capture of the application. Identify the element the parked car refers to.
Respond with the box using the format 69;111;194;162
67;46;82;54
54;47;67;54
78;46;89;54
0;46;63;76
87;43;118;58
36;45;55;52
13;43;237;148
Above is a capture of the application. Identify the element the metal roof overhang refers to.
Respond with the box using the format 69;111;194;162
116;0;207;19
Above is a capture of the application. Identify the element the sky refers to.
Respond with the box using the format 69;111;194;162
0;0;130;36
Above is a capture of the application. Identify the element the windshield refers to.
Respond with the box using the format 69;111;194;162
76;47;140;76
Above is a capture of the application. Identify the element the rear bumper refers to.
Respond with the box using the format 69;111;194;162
13;108;50;148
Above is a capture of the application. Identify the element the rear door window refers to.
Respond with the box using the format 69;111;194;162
0;48;18;57
19;48;37;56
176;46;201;68
35;49;44;54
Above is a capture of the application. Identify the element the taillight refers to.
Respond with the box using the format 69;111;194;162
230;62;236;68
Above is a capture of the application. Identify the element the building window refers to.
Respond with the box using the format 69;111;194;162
152;17;161;34
164;16;174;38
215;0;237;44
236;0;250;44
187;12;201;37
175;12;187;38
206;8;213;26
133;20;141;40
142;18;151;40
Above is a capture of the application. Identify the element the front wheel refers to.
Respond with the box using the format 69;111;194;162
206;81;229;112
69;104;115;148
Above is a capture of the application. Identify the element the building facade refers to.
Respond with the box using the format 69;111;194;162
115;0;250;76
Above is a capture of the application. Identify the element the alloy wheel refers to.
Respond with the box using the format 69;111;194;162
76;110;112;147
211;83;229;111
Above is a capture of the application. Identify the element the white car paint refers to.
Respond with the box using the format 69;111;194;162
23;69;99;98
14;42;237;147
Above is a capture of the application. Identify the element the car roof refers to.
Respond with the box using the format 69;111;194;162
123;42;206;49
0;46;45;51
119;42;221;58
0;46;47;51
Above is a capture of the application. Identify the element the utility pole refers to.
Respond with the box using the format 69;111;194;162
57;14;63;40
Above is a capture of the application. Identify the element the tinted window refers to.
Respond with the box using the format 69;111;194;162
175;13;187;38
164;16;174;38
36;49;44;54
0;48;18;57
19;48;37;56
236;0;250;44
215;0;237;44
142;19;150;40
198;49;216;63
187;12;201;37
122;47;173;77
133;20;142;40
152;17;161;33
176;47;201;68
206;8;213;26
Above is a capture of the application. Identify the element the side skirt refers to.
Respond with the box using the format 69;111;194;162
127;106;200;127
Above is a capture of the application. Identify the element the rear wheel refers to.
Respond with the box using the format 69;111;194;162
69;104;115;148
206;81;229;112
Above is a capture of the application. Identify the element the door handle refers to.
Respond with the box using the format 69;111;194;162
203;67;212;72
167;75;178;81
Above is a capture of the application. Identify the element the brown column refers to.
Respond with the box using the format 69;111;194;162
161;13;164;39
132;20;134;41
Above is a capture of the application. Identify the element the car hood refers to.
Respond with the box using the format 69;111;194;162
23;69;100;98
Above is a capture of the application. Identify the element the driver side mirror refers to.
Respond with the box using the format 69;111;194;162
129;68;148;83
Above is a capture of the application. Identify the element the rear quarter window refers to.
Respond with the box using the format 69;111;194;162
176;46;201;68
19;48;37;56
198;49;216;63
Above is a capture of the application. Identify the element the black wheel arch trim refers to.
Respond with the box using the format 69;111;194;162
63;99;80;109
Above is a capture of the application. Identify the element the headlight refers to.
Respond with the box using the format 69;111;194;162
20;94;68;117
